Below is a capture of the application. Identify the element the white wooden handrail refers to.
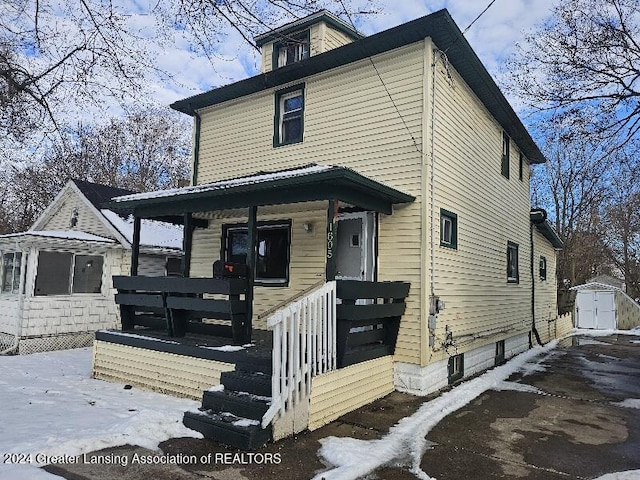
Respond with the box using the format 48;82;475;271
261;281;337;428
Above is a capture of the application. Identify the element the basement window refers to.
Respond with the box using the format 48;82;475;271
448;353;464;384
1;252;23;294
495;340;505;366
34;251;104;296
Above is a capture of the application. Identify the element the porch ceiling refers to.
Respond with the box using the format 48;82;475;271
106;165;415;218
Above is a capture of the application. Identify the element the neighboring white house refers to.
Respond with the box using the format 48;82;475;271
0;179;183;354
571;282;640;330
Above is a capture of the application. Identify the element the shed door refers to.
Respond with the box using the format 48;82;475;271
576;290;617;329
576;291;596;329
594;291;616;329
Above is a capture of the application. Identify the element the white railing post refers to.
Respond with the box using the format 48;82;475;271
261;281;337;429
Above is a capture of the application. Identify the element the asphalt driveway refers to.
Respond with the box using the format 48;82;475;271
45;332;640;480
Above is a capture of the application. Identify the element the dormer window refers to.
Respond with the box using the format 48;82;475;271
274;31;310;69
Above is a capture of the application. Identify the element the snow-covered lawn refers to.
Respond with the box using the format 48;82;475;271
314;329;640;480
0;348;200;480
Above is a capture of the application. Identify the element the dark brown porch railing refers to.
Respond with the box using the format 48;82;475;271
112;276;250;344
335;280;411;368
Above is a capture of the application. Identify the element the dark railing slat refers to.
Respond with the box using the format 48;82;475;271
166;297;246;314
347;328;386;346
113;276;247;295
336;302;406;321
335;279;411;368
336;280;410;300
115;293;165;309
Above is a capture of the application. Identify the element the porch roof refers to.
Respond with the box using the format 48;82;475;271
106;164;415;218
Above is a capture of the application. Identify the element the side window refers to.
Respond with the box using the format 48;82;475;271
274;31;310;69
72;255;104;294
274;85;304;147
501;132;510;179
34;251;104;295
518;152;524;181
165;257;182;277
1;252;22;294
539;256;547;281
440;209;458;249
507;241;519;283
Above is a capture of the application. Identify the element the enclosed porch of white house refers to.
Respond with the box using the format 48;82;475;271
93;164;415;447
0;231;121;354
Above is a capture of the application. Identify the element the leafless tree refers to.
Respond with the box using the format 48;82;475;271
508;0;640;150
0;0;374;144
601;153;640;297
0;107;191;234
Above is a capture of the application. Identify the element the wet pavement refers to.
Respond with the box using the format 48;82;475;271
44;333;640;480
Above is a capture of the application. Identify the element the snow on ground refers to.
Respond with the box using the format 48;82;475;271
612;399;640;409
315;328;640;480
0;348;199;480
594;471;640;480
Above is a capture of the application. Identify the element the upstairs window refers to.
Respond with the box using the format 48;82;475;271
440;209;458;249
539;256;547;280
507;241;519;283
274;85;304;147
501;132;510;179
1;252;23;294
274;31;310;69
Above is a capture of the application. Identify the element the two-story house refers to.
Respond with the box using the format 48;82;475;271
93;9;566;449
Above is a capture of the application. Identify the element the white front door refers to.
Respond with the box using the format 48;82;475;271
335;212;375;281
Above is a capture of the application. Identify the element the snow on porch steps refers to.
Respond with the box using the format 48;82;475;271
92;339;235;400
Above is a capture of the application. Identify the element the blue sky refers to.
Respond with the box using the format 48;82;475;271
143;0;557;110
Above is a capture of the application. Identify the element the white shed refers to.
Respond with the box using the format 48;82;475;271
571;282;640;330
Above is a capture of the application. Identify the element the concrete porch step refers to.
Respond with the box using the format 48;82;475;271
183;410;271;450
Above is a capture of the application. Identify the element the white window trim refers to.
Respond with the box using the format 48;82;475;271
279;90;303;143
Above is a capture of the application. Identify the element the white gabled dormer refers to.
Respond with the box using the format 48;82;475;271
254;9;364;73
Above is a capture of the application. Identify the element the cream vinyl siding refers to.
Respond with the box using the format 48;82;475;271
39;189;114;239
190;203;328;331
308;355;394;430
262;42;274;73
323;24;355;50
196;43;425;364
92;340;235;399
534;230;558;326
616;291;640;330
428;40;533;359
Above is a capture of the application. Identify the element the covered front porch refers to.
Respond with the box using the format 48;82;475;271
96;164;414;447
